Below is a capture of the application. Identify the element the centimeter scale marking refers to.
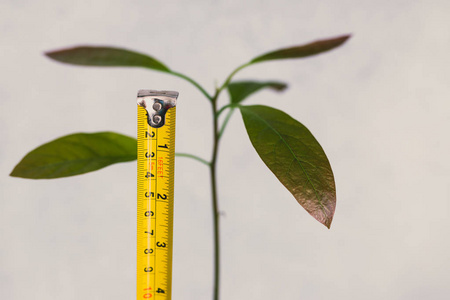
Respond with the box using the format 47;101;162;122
137;90;178;300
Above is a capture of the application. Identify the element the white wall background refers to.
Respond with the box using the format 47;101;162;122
1;0;450;299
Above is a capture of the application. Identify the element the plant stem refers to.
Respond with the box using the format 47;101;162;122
215;103;236;118
171;71;213;101
174;60;247;299
218;108;235;139
175;153;210;166
210;92;221;300
209;61;249;300
218;62;251;92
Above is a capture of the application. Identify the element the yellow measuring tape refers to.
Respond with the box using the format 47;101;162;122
137;90;178;300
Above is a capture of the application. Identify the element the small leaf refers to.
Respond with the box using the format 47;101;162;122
250;34;351;64
239;105;336;228
45;46;170;72
10;132;137;179
228;80;288;104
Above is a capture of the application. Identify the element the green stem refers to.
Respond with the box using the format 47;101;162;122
208;61;250;300
218;108;235;139
210;92;221;300
171;71;213;101
215;103;236;118
218;62;251;92
175;153;210;166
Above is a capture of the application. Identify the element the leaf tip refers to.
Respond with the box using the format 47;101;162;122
9;167;26;179
43;47;70;62
277;83;288;91
9;163;20;177
316;200;336;229
311;210;334;229
337;33;352;44
44;45;87;60
44;49;54;59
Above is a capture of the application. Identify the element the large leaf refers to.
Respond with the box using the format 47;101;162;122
250;35;351;64
45;46;170;72
228;80;287;104
10;132;137;179
239;105;336;228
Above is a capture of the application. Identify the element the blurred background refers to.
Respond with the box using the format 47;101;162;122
1;0;449;299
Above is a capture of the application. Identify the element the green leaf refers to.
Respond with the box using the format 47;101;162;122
250;34;351;64
45;46;170;72
10;132;137;179
239;105;336;228
228;80;288;104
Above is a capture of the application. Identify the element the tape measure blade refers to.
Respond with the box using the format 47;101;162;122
137;105;176;300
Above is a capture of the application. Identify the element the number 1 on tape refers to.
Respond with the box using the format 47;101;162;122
137;90;178;300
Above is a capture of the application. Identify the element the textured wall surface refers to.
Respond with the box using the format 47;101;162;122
1;1;449;299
